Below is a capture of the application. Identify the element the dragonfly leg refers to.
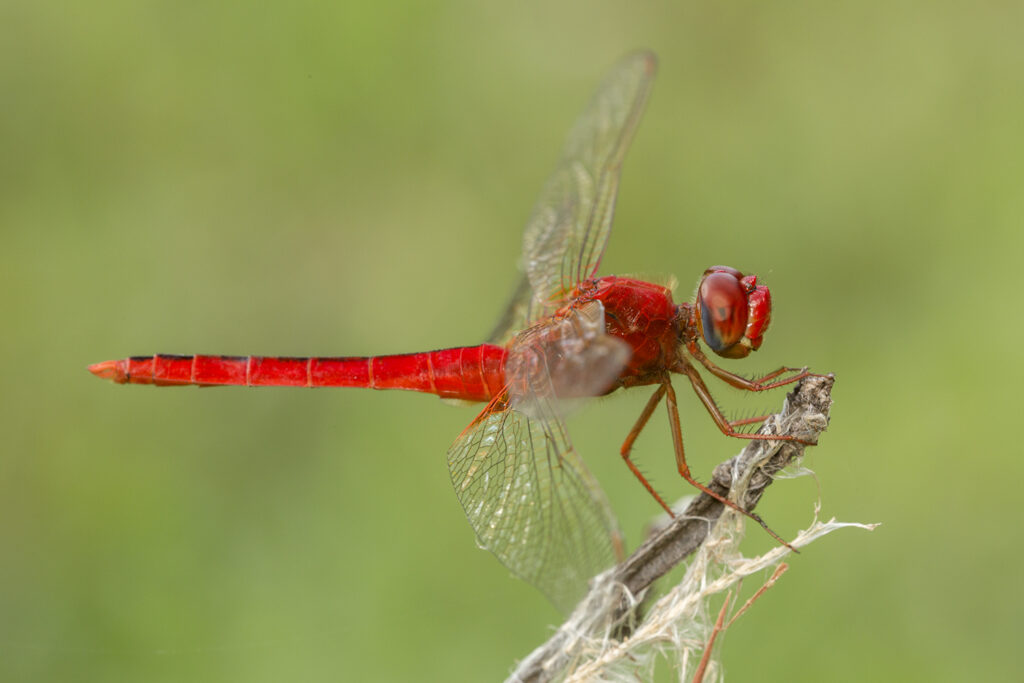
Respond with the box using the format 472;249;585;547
619;383;675;517
677;359;818;446
664;381;796;551
687;342;827;392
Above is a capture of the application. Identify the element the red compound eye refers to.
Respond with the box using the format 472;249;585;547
697;271;748;354
704;265;743;279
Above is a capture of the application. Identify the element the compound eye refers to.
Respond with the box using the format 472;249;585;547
698;271;748;353
705;265;743;279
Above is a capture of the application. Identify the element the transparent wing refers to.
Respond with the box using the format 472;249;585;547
447;396;621;613
450;301;629;611
488;50;657;344
525;51;657;299
507;300;631;412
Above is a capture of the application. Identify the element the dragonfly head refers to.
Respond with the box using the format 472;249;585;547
694;266;771;359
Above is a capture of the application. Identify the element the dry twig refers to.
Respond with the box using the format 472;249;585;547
508;374;871;682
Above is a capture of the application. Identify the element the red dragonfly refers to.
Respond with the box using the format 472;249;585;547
90;51;816;611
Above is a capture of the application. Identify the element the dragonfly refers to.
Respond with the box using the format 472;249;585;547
90;51;818;612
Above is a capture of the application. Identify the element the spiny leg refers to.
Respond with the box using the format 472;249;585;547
619;383;675;517
663;381;796;551
687;341;828;392
679;360;817;446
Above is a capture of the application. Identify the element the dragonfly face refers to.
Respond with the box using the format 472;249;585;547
694;266;772;359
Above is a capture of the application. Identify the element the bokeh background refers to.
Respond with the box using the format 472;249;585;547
2;1;1021;681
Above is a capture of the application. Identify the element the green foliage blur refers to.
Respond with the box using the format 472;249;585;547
2;1;1021;681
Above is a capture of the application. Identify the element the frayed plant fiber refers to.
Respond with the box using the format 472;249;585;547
509;375;878;682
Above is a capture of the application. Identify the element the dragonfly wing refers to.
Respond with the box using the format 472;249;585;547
487;51;658;344
507;300;631;415
447;393;621;612
465;53;654;607
524;52;657;310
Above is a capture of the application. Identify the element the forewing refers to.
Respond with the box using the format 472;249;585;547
488;52;657;344
447;394;621;612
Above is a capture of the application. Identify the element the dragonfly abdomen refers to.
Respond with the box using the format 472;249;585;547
89;346;507;401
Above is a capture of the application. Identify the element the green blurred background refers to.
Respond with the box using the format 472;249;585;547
2;1;1021;681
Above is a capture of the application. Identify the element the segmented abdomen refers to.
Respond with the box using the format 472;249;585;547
94;345;508;402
